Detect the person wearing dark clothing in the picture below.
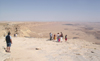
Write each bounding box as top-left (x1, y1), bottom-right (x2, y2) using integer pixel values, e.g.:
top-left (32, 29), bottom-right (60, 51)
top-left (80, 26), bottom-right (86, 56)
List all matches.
top-left (6, 32), bottom-right (12, 52)
top-left (49, 32), bottom-right (52, 40)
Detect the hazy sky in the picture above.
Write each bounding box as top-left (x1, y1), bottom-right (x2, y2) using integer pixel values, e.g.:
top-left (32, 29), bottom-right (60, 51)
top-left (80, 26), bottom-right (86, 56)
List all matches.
top-left (0, 0), bottom-right (100, 22)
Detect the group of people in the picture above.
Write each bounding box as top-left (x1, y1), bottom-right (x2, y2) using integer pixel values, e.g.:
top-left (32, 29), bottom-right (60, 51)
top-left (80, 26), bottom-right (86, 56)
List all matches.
top-left (14, 33), bottom-right (17, 37)
top-left (49, 32), bottom-right (67, 42)
top-left (5, 31), bottom-right (67, 53)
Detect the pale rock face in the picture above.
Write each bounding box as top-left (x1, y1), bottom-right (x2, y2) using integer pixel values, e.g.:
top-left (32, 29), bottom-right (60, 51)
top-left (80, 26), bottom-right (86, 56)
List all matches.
top-left (0, 37), bottom-right (100, 61)
top-left (0, 22), bottom-right (100, 43)
top-left (0, 22), bottom-right (100, 61)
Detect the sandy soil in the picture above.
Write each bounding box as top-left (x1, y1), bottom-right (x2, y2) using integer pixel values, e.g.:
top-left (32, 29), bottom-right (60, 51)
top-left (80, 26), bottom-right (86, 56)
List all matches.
top-left (0, 37), bottom-right (100, 61)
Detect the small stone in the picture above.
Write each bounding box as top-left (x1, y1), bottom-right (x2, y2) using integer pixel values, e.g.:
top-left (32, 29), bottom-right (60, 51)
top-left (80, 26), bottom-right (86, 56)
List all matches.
top-left (94, 48), bottom-right (96, 50)
top-left (35, 48), bottom-right (41, 50)
top-left (91, 51), bottom-right (94, 53)
top-left (76, 53), bottom-right (80, 55)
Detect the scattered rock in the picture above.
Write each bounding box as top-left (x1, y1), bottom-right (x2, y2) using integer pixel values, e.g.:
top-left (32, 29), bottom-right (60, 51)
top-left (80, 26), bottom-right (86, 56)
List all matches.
top-left (76, 53), bottom-right (80, 55)
top-left (35, 48), bottom-right (41, 50)
top-left (73, 37), bottom-right (79, 39)
top-left (92, 43), bottom-right (95, 44)
top-left (91, 51), bottom-right (94, 53)
top-left (94, 48), bottom-right (96, 50)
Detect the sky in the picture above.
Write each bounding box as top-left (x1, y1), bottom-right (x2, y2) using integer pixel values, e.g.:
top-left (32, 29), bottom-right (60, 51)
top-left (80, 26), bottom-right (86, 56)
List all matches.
top-left (0, 0), bottom-right (100, 22)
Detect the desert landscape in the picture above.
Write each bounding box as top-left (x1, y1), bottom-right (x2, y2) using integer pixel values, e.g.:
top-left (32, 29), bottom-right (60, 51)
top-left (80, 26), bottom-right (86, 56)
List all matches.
top-left (0, 21), bottom-right (100, 61)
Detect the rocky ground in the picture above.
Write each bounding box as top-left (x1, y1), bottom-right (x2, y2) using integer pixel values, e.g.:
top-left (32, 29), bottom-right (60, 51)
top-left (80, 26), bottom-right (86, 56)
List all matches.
top-left (0, 37), bottom-right (100, 61)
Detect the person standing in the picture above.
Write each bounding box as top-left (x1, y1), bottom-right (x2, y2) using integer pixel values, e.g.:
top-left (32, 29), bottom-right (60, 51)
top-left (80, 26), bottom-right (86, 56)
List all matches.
top-left (15, 33), bottom-right (17, 37)
top-left (57, 33), bottom-right (60, 42)
top-left (60, 32), bottom-right (63, 42)
top-left (49, 32), bottom-right (52, 40)
top-left (54, 34), bottom-right (56, 40)
top-left (6, 32), bottom-right (12, 52)
top-left (65, 35), bottom-right (67, 42)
